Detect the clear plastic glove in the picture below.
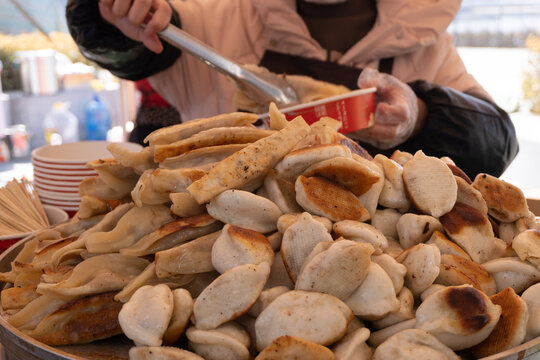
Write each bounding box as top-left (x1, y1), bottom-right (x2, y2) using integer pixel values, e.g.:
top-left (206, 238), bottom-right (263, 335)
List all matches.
top-left (350, 68), bottom-right (420, 149)
top-left (98, 0), bottom-right (172, 53)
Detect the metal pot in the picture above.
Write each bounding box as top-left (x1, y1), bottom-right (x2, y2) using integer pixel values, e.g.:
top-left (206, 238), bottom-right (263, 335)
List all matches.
top-left (15, 50), bottom-right (59, 95)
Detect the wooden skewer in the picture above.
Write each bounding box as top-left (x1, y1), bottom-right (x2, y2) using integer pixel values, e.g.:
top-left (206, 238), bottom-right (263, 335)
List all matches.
top-left (0, 178), bottom-right (51, 236)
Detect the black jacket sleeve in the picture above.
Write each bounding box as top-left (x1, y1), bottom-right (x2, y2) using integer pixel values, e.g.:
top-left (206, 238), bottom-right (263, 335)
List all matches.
top-left (398, 80), bottom-right (519, 178)
top-left (65, 0), bottom-right (182, 81)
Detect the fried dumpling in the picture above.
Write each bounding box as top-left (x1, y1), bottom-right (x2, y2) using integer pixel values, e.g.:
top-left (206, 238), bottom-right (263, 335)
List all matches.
top-left (302, 156), bottom-right (381, 197)
top-left (471, 287), bottom-right (529, 358)
top-left (276, 212), bottom-right (333, 234)
top-left (295, 239), bottom-right (373, 300)
top-left (160, 144), bottom-right (247, 170)
top-left (275, 144), bottom-right (352, 182)
top-left (280, 212), bottom-right (333, 282)
top-left (169, 192), bottom-right (206, 217)
top-left (154, 126), bottom-right (274, 162)
top-left (119, 284), bottom-right (174, 346)
top-left (263, 170), bottom-right (303, 214)
top-left (368, 319), bottom-right (417, 348)
top-left (353, 155), bottom-right (384, 218)
top-left (86, 158), bottom-right (139, 194)
top-left (120, 214), bottom-right (222, 257)
top-left (440, 202), bottom-right (505, 263)
top-left (79, 176), bottom-right (132, 200)
top-left (435, 254), bottom-right (496, 296)
top-left (455, 175), bottom-right (488, 215)
top-left (426, 230), bottom-right (471, 260)
top-left (396, 243), bottom-right (441, 298)
top-left (371, 208), bottom-right (402, 240)
top-left (396, 213), bottom-right (443, 250)
top-left (84, 205), bottom-right (172, 253)
top-left (1, 285), bottom-right (39, 310)
top-left (257, 335), bottom-right (335, 360)
top-left (193, 262), bottom-right (271, 330)
top-left (482, 257), bottom-right (540, 293)
top-left (207, 190), bottom-right (282, 233)
top-left (415, 285), bottom-right (501, 350)
top-left (472, 173), bottom-right (530, 222)
top-left (131, 168), bottom-right (206, 207)
top-left (371, 254), bottom-right (407, 294)
top-left (7, 294), bottom-right (68, 331)
top-left (49, 203), bottom-right (134, 269)
top-left (371, 287), bottom-right (415, 330)
top-left (402, 151), bottom-right (457, 218)
top-left (145, 112), bottom-right (258, 146)
top-left (211, 224), bottom-right (274, 274)
top-left (163, 288), bottom-right (194, 345)
top-left (512, 229), bottom-right (540, 270)
top-left (372, 329), bottom-right (460, 360)
top-left (115, 262), bottom-right (195, 303)
top-left (373, 154), bottom-right (410, 210)
top-left (344, 262), bottom-right (400, 321)
top-left (37, 254), bottom-right (149, 300)
top-left (248, 286), bottom-right (290, 318)
top-left (333, 220), bottom-right (388, 254)
top-left (255, 290), bottom-right (353, 350)
top-left (187, 117), bottom-right (310, 204)
top-left (28, 292), bottom-right (123, 345)
top-left (186, 322), bottom-right (251, 360)
top-left (332, 327), bottom-right (372, 360)
top-left (521, 283), bottom-right (540, 341)
top-left (295, 175), bottom-right (370, 222)
top-left (155, 231), bottom-right (221, 278)
top-left (107, 143), bottom-right (156, 174)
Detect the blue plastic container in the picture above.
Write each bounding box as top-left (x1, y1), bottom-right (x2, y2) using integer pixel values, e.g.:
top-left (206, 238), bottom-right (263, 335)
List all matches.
top-left (85, 94), bottom-right (111, 141)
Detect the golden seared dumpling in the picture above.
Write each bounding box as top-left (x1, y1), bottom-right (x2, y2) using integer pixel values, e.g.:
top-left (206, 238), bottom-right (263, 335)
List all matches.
top-left (118, 284), bottom-right (174, 346)
top-left (211, 224), bottom-right (274, 274)
top-left (256, 335), bottom-right (335, 360)
top-left (275, 144), bottom-right (352, 182)
top-left (415, 285), bottom-right (501, 350)
top-left (471, 287), bottom-right (529, 358)
top-left (373, 329), bottom-right (460, 360)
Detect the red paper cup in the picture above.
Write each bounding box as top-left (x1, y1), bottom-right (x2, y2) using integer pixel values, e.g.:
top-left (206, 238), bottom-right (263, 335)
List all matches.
top-left (262, 87), bottom-right (376, 134)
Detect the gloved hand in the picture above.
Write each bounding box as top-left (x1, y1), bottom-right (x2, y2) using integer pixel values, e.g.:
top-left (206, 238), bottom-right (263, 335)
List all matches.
top-left (98, 0), bottom-right (172, 53)
top-left (349, 68), bottom-right (420, 149)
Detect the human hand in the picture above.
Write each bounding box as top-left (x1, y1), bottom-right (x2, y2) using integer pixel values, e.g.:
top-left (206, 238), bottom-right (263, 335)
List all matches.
top-left (98, 0), bottom-right (172, 53)
top-left (350, 68), bottom-right (424, 149)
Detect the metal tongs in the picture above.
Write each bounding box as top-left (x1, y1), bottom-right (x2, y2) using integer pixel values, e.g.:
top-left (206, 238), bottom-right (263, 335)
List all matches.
top-left (157, 23), bottom-right (299, 108)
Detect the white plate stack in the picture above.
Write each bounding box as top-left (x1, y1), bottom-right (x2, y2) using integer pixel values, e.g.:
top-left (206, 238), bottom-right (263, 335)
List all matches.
top-left (31, 141), bottom-right (142, 215)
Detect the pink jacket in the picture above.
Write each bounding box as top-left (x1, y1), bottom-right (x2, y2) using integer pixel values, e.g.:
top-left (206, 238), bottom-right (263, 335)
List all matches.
top-left (149, 0), bottom-right (489, 121)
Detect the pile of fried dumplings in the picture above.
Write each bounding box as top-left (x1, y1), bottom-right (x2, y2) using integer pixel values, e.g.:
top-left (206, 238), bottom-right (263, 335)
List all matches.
top-left (1, 107), bottom-right (539, 360)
